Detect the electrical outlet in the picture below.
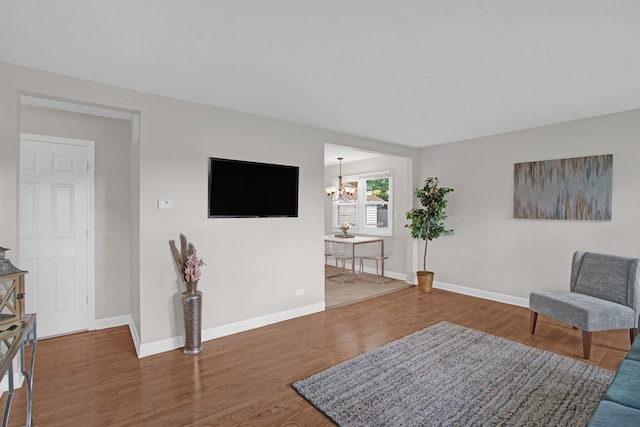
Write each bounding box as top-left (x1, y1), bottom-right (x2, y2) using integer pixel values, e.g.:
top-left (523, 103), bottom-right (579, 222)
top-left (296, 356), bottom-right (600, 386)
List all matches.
top-left (295, 288), bottom-right (304, 296)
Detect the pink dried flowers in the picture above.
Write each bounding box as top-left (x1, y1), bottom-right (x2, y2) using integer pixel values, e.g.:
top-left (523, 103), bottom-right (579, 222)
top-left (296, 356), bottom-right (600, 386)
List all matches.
top-left (184, 253), bottom-right (205, 282)
top-left (169, 233), bottom-right (206, 283)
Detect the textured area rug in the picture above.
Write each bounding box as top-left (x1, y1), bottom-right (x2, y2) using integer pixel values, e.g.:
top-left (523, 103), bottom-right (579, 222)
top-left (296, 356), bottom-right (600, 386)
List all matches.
top-left (293, 321), bottom-right (613, 426)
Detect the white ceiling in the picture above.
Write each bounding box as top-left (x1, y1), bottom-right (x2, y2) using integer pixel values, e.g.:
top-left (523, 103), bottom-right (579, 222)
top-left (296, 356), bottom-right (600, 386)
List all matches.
top-left (324, 144), bottom-right (381, 167)
top-left (1, 1), bottom-right (639, 149)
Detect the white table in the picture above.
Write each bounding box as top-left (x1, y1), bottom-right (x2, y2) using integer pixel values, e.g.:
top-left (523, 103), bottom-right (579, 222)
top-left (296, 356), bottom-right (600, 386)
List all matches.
top-left (324, 235), bottom-right (385, 280)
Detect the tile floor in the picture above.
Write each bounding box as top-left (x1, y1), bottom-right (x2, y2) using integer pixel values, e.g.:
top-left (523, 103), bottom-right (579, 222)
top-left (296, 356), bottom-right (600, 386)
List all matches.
top-left (324, 264), bottom-right (412, 308)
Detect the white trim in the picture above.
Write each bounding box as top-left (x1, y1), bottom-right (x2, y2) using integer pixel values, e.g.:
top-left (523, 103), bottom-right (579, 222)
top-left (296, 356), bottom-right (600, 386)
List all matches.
top-left (131, 114), bottom-right (140, 144)
top-left (128, 321), bottom-right (142, 358)
top-left (99, 280), bottom-right (530, 360)
top-left (21, 95), bottom-right (135, 121)
top-left (349, 170), bottom-right (392, 180)
top-left (433, 280), bottom-right (529, 308)
top-left (139, 334), bottom-right (188, 358)
top-left (19, 133), bottom-right (97, 333)
top-left (362, 268), bottom-right (407, 283)
top-left (332, 170), bottom-right (393, 236)
top-left (95, 314), bottom-right (141, 358)
top-left (94, 315), bottom-right (134, 330)
top-left (20, 132), bottom-right (94, 147)
top-left (339, 263), bottom-right (408, 283)
top-left (410, 239), bottom-right (419, 284)
top-left (0, 369), bottom-right (24, 393)
top-left (137, 302), bottom-right (325, 358)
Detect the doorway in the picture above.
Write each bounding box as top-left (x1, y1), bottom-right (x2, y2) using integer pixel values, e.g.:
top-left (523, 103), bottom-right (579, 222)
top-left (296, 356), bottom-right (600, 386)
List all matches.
top-left (18, 133), bottom-right (95, 338)
top-left (323, 144), bottom-right (413, 307)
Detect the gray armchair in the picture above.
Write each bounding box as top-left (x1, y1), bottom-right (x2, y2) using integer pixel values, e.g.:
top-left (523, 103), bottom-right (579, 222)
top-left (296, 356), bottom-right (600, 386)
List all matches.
top-left (529, 251), bottom-right (640, 359)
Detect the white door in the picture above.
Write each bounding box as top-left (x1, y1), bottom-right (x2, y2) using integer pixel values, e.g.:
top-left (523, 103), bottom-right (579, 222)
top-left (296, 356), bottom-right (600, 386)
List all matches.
top-left (18, 134), bottom-right (94, 338)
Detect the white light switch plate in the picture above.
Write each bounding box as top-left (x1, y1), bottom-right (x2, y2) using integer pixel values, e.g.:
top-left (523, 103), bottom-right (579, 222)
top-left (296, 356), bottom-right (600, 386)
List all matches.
top-left (158, 198), bottom-right (173, 209)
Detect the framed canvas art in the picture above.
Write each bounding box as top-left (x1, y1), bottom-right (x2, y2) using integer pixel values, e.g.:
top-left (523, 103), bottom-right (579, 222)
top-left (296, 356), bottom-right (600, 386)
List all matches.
top-left (513, 154), bottom-right (612, 220)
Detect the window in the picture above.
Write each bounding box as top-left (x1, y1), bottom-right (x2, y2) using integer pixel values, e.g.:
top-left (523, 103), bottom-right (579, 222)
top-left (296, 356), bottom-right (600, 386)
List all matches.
top-left (331, 171), bottom-right (392, 236)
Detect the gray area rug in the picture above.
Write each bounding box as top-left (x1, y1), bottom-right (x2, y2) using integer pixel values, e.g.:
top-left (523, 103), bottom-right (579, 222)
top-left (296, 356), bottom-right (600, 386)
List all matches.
top-left (293, 321), bottom-right (614, 426)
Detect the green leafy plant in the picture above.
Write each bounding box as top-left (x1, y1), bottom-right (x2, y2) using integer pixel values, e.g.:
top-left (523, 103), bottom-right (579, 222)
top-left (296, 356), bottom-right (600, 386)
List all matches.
top-left (405, 177), bottom-right (454, 272)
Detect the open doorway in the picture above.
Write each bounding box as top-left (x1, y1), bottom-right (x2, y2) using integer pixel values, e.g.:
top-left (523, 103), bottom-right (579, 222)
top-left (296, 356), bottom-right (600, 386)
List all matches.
top-left (323, 144), bottom-right (414, 308)
top-left (18, 95), bottom-right (137, 337)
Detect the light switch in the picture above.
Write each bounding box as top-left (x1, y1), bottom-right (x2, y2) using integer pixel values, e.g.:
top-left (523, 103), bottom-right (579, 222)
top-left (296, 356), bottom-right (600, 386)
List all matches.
top-left (158, 198), bottom-right (173, 209)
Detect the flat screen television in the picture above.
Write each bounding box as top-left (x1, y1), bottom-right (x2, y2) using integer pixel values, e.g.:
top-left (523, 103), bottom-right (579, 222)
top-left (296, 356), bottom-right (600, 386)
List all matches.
top-left (208, 157), bottom-right (299, 218)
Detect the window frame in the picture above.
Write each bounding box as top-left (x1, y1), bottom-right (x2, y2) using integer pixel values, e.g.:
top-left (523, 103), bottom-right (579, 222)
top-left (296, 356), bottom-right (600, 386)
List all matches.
top-left (331, 170), bottom-right (393, 237)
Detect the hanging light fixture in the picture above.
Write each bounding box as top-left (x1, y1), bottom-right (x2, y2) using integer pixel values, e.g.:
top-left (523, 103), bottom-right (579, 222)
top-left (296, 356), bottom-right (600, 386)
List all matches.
top-left (325, 157), bottom-right (356, 201)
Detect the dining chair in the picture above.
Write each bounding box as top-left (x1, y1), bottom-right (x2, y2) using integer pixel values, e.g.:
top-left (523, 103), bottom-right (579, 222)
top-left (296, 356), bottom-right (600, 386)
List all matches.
top-left (325, 241), bottom-right (353, 283)
top-left (356, 245), bottom-right (389, 284)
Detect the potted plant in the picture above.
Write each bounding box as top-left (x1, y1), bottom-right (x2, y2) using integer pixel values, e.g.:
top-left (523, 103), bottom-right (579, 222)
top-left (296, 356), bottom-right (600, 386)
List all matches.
top-left (405, 177), bottom-right (454, 292)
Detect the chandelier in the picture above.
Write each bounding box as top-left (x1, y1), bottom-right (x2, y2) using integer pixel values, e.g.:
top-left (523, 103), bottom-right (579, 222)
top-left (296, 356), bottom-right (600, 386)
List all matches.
top-left (325, 157), bottom-right (356, 202)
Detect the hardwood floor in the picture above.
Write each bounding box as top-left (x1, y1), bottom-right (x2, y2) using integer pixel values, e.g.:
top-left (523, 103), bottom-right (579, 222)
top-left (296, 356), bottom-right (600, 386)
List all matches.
top-left (1, 288), bottom-right (629, 426)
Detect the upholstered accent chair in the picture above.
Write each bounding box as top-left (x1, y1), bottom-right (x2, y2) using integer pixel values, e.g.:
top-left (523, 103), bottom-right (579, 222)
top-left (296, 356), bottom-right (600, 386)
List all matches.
top-left (529, 251), bottom-right (640, 359)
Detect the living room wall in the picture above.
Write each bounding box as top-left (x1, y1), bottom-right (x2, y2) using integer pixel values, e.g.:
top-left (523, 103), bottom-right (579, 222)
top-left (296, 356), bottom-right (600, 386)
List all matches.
top-left (418, 109), bottom-right (640, 304)
top-left (0, 61), bottom-right (418, 356)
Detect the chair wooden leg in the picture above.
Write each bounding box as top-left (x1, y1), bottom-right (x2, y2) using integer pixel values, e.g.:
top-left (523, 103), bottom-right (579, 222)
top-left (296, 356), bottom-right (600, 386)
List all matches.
top-left (529, 311), bottom-right (538, 335)
top-left (582, 330), bottom-right (592, 359)
top-left (630, 328), bottom-right (638, 345)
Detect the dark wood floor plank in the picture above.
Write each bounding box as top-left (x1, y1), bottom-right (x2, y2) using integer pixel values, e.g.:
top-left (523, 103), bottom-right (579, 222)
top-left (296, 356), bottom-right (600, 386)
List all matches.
top-left (0, 287), bottom-right (628, 426)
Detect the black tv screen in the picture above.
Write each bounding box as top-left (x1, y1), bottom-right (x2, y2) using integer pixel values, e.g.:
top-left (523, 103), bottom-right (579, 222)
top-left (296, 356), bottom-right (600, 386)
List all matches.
top-left (208, 157), bottom-right (299, 218)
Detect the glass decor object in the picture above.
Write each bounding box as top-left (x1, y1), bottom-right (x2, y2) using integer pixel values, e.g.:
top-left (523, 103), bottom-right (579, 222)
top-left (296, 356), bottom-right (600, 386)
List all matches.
top-left (0, 247), bottom-right (27, 327)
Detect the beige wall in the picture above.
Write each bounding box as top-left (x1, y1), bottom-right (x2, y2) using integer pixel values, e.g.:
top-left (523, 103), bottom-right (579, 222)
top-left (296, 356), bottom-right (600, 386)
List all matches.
top-left (417, 109), bottom-right (640, 300)
top-left (5, 61), bottom-right (638, 353)
top-left (6, 61), bottom-right (637, 352)
top-left (0, 61), bottom-right (419, 354)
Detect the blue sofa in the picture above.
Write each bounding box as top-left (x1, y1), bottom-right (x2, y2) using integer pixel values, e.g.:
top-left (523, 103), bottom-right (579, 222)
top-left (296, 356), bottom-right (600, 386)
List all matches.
top-left (589, 336), bottom-right (640, 426)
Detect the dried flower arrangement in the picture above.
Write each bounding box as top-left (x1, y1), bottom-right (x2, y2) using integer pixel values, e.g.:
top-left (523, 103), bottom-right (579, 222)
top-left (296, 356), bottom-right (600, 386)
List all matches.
top-left (169, 233), bottom-right (205, 283)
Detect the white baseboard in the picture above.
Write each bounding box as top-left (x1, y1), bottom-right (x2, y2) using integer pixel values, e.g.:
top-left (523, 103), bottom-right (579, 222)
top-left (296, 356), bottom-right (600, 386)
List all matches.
top-left (0, 370), bottom-right (23, 395)
top-left (360, 267), bottom-right (407, 282)
top-left (95, 314), bottom-right (141, 358)
top-left (331, 263), bottom-right (408, 283)
top-left (95, 315), bottom-right (133, 330)
top-left (433, 280), bottom-right (529, 308)
top-left (102, 279), bottom-right (528, 359)
top-left (128, 321), bottom-right (142, 358)
top-left (137, 302), bottom-right (325, 358)
top-left (138, 334), bottom-right (183, 358)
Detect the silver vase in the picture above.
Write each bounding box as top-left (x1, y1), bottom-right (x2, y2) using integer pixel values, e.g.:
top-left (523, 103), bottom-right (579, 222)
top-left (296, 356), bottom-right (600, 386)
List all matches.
top-left (181, 282), bottom-right (202, 354)
top-left (185, 280), bottom-right (198, 294)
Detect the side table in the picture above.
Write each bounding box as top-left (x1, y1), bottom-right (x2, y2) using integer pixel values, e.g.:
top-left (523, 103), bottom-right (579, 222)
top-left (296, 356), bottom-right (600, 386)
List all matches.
top-left (0, 314), bottom-right (37, 427)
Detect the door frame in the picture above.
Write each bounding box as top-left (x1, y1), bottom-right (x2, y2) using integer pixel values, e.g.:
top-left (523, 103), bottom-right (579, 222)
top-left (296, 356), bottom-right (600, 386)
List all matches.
top-left (19, 132), bottom-right (96, 333)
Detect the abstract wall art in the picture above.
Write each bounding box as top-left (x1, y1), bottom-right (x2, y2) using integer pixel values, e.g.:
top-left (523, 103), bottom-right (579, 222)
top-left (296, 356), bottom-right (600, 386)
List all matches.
top-left (513, 154), bottom-right (612, 220)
